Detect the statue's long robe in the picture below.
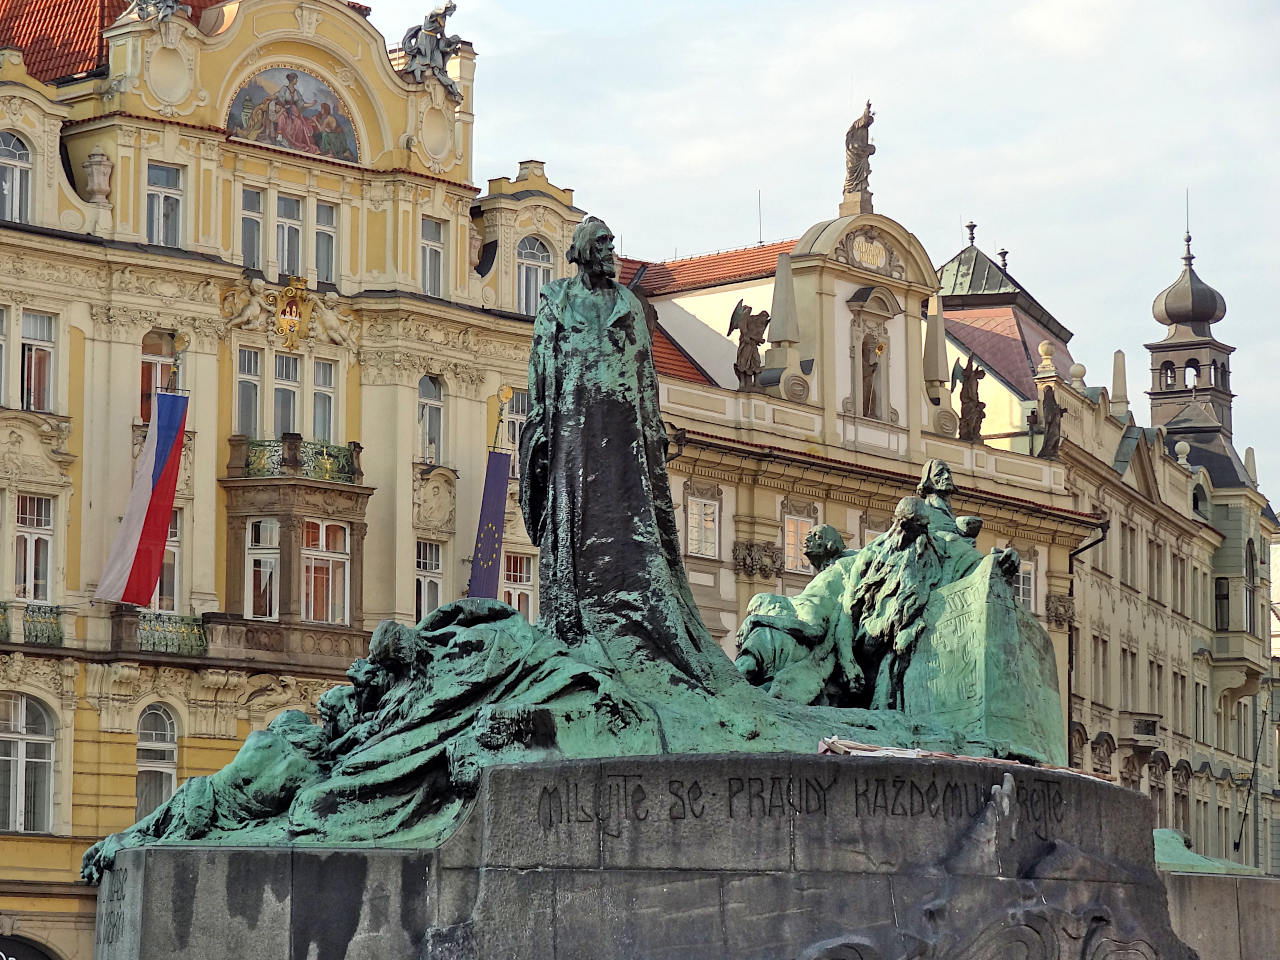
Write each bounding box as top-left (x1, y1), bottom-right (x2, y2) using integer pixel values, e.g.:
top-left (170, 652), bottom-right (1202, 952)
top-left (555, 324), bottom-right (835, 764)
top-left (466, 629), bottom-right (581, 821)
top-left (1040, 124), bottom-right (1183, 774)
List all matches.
top-left (519, 277), bottom-right (730, 687)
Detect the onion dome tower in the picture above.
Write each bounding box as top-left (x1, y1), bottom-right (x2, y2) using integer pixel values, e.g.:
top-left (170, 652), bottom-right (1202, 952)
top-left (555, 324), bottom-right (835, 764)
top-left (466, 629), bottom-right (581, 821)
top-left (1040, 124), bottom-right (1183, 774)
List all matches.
top-left (1145, 232), bottom-right (1234, 435)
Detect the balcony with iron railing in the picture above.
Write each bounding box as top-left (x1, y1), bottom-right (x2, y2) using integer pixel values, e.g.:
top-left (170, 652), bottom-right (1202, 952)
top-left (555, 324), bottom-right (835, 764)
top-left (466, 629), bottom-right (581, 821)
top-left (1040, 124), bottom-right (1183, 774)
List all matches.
top-left (0, 600), bottom-right (66, 647)
top-left (226, 433), bottom-right (363, 484)
top-left (111, 607), bottom-right (208, 656)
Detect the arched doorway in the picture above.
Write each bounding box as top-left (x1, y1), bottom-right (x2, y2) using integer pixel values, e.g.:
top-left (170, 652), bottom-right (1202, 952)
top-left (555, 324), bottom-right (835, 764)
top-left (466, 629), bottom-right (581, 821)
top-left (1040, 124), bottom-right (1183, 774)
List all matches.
top-left (0, 936), bottom-right (60, 960)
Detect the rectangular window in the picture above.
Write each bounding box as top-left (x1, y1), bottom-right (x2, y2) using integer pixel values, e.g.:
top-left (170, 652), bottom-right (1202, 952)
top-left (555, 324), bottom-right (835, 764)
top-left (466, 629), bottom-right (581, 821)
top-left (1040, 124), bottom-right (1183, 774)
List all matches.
top-left (274, 354), bottom-right (300, 438)
top-left (302, 519), bottom-right (349, 624)
top-left (237, 348), bottom-right (261, 439)
top-left (313, 360), bottom-right (335, 444)
top-left (0, 693), bottom-right (52, 833)
top-left (418, 375), bottom-right (445, 464)
top-left (241, 188), bottom-right (263, 270)
top-left (1092, 635), bottom-right (1108, 705)
top-left (1214, 577), bottom-right (1230, 631)
top-left (276, 194), bottom-right (302, 276)
top-left (506, 389), bottom-right (530, 478)
top-left (151, 510), bottom-right (180, 612)
top-left (146, 163), bottom-right (182, 247)
top-left (0, 307), bottom-right (6, 404)
top-left (20, 310), bottom-right (53, 413)
top-left (1015, 562), bottom-right (1035, 611)
top-left (415, 540), bottom-right (442, 624)
top-left (421, 218), bottom-right (444, 297)
top-left (502, 553), bottom-right (534, 620)
top-left (687, 498), bottom-right (718, 559)
top-left (315, 202), bottom-right (337, 284)
top-left (15, 494), bottom-right (52, 602)
top-left (245, 518), bottom-right (279, 620)
top-left (0, 152), bottom-right (30, 224)
top-left (1194, 682), bottom-right (1208, 742)
top-left (783, 515), bottom-right (814, 574)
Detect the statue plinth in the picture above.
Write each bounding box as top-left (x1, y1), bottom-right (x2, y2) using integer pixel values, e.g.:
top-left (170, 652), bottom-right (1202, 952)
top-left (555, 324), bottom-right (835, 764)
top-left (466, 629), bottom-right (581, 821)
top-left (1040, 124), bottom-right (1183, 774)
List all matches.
top-left (839, 189), bottom-right (874, 217)
top-left (93, 754), bottom-right (1195, 959)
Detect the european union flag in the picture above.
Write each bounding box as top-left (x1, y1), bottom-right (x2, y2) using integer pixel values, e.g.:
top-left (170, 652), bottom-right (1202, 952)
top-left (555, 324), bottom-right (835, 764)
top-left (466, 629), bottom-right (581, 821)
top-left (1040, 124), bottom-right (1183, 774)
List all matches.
top-left (468, 449), bottom-right (512, 598)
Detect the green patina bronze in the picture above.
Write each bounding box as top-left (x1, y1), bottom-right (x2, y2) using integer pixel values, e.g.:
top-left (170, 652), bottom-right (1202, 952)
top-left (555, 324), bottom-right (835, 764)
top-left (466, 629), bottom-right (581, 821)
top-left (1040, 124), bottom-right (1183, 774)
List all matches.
top-left (81, 217), bottom-right (1066, 885)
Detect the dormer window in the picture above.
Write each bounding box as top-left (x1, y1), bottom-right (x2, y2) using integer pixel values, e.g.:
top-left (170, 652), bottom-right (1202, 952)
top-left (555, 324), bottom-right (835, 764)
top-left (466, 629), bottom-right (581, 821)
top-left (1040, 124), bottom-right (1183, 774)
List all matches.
top-left (517, 236), bottom-right (552, 315)
top-left (0, 132), bottom-right (31, 224)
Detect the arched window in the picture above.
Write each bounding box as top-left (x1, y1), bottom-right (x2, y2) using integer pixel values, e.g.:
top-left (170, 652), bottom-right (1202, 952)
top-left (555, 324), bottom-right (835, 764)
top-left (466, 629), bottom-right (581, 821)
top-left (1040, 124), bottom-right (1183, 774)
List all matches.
top-left (140, 330), bottom-right (177, 423)
top-left (1192, 484), bottom-right (1208, 518)
top-left (0, 132), bottom-right (31, 224)
top-left (417, 374), bottom-right (444, 464)
top-left (1183, 359), bottom-right (1200, 389)
top-left (1208, 361), bottom-right (1218, 387)
top-left (1160, 361), bottom-right (1176, 389)
top-left (516, 236), bottom-right (552, 315)
top-left (136, 703), bottom-right (177, 820)
top-left (0, 692), bottom-right (54, 832)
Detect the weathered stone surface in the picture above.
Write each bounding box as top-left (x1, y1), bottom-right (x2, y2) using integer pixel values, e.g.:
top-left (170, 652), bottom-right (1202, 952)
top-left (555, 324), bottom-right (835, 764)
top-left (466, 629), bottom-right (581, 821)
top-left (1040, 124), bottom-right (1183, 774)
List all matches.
top-left (96, 755), bottom-right (1196, 960)
top-left (1160, 872), bottom-right (1280, 960)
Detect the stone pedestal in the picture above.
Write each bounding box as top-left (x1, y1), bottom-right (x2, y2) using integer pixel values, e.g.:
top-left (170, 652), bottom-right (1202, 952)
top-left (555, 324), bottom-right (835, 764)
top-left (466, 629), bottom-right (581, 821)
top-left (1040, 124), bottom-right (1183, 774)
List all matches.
top-left (94, 754), bottom-right (1194, 959)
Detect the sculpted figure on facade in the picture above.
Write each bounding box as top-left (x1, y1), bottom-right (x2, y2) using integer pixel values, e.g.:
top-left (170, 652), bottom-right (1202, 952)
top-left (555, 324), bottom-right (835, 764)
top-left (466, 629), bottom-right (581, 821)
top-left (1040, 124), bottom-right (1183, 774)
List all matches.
top-left (1037, 385), bottom-right (1063, 459)
top-left (223, 276), bottom-right (271, 331)
top-left (957, 355), bottom-right (987, 442)
top-left (844, 100), bottom-right (875, 194)
top-left (727, 299), bottom-right (770, 391)
top-left (309, 291), bottom-right (360, 351)
top-left (402, 3), bottom-right (464, 101)
top-left (135, 0), bottom-right (192, 23)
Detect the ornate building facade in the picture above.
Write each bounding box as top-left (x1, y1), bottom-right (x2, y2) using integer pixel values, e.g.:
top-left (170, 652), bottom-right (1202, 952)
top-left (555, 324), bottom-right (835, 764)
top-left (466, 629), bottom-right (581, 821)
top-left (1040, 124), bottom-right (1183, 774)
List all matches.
top-left (939, 231), bottom-right (1278, 870)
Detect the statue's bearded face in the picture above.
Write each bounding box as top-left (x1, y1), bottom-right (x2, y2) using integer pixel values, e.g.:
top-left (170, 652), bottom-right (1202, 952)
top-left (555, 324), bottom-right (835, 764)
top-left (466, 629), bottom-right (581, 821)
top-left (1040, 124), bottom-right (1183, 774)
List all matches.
top-left (929, 462), bottom-right (955, 495)
top-left (582, 230), bottom-right (615, 281)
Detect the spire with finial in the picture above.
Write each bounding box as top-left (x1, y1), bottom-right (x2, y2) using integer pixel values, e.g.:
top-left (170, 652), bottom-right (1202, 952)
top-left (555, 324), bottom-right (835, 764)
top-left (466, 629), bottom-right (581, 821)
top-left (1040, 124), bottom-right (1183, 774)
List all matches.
top-left (997, 248), bottom-right (1008, 270)
top-left (965, 221), bottom-right (976, 246)
top-left (1151, 230), bottom-right (1225, 329)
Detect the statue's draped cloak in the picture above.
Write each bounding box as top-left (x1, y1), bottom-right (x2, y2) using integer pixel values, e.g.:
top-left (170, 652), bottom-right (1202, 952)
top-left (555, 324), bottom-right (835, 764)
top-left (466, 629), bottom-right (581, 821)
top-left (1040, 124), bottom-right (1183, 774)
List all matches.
top-left (519, 278), bottom-right (731, 688)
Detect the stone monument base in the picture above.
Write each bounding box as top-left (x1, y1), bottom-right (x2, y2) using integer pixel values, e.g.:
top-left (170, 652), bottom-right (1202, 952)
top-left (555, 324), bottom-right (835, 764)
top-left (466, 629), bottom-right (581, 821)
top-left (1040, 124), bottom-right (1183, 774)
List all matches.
top-left (94, 754), bottom-right (1195, 959)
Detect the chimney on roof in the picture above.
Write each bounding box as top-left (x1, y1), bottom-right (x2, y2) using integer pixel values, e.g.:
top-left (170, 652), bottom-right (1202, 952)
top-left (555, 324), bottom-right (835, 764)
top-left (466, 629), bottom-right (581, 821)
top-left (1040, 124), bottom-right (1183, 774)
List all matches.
top-left (1111, 349), bottom-right (1130, 418)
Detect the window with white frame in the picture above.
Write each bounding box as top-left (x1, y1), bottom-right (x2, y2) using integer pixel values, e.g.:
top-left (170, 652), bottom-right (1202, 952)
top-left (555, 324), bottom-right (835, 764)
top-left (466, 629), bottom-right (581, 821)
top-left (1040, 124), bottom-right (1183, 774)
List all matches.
top-left (302, 520), bottom-right (348, 624)
top-left (0, 132), bottom-right (31, 224)
top-left (146, 163), bottom-right (182, 247)
top-left (241, 188), bottom-right (264, 271)
top-left (150, 510), bottom-right (180, 613)
top-left (687, 498), bottom-right (718, 559)
top-left (502, 553), bottom-right (534, 619)
top-left (315, 202), bottom-right (337, 284)
top-left (516, 236), bottom-right (552, 315)
top-left (421, 218), bottom-right (444, 297)
top-left (21, 310), bottom-right (53, 413)
top-left (245, 518), bottom-right (279, 620)
top-left (783, 514), bottom-right (814, 574)
top-left (0, 692), bottom-right (54, 833)
top-left (506, 388), bottom-right (530, 478)
top-left (15, 494), bottom-right (52, 602)
top-left (276, 194), bottom-right (303, 277)
top-left (140, 330), bottom-right (177, 423)
top-left (416, 540), bottom-right (442, 623)
top-left (1016, 561), bottom-right (1035, 611)
top-left (237, 348), bottom-right (261, 439)
top-left (0, 307), bottom-right (7, 404)
top-left (313, 360), bottom-right (335, 444)
top-left (273, 354), bottom-right (300, 437)
top-left (135, 703), bottom-right (177, 820)
top-left (418, 374), bottom-right (444, 464)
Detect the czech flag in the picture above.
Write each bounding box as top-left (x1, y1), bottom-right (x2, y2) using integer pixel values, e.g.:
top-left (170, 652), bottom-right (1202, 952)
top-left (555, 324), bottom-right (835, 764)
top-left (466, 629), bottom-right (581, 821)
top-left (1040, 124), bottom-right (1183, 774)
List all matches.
top-left (95, 392), bottom-right (189, 605)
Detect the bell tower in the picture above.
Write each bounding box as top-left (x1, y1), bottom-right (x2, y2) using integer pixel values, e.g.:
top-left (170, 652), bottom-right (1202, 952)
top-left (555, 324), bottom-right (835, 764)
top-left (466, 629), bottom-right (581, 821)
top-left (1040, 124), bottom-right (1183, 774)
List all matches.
top-left (1145, 233), bottom-right (1234, 434)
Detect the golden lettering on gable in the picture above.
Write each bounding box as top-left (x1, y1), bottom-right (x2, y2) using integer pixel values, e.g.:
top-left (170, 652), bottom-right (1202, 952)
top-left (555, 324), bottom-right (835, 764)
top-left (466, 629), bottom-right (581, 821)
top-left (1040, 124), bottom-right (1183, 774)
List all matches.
top-left (851, 237), bottom-right (887, 269)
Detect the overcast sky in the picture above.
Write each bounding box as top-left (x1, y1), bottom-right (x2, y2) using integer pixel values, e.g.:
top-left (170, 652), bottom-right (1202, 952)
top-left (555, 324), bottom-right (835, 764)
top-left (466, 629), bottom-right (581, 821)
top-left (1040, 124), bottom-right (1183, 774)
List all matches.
top-left (371, 0), bottom-right (1280, 501)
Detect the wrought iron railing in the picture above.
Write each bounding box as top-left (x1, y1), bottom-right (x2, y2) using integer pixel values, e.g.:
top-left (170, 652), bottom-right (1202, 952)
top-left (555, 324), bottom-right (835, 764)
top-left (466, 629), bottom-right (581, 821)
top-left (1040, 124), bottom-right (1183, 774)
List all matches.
top-left (23, 603), bottom-right (64, 646)
top-left (0, 603), bottom-right (10, 644)
top-left (137, 611), bottom-right (208, 656)
top-left (299, 440), bottom-right (356, 482)
top-left (245, 438), bottom-right (356, 483)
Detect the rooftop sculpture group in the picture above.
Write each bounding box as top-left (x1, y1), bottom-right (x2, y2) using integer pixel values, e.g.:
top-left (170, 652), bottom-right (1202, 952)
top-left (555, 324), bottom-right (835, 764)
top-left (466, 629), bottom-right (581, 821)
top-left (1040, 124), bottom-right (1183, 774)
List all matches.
top-left (83, 216), bottom-right (1066, 883)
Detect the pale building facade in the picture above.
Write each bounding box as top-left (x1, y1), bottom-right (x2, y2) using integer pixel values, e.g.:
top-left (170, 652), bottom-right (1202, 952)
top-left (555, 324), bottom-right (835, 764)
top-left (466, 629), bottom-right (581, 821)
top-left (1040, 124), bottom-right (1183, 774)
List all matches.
top-left (939, 233), bottom-right (1279, 870)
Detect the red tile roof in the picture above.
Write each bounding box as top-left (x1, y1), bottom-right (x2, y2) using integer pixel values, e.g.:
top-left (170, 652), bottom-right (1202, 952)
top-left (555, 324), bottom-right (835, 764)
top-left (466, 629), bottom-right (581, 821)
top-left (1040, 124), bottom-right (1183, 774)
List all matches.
top-left (944, 305), bottom-right (1074, 401)
top-left (620, 239), bottom-right (796, 298)
top-left (1, 0), bottom-right (369, 84)
top-left (653, 325), bottom-right (712, 385)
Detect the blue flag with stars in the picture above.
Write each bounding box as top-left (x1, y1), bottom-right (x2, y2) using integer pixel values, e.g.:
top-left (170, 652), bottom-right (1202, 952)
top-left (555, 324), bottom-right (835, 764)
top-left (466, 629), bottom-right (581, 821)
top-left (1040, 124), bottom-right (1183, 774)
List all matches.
top-left (468, 449), bottom-right (512, 599)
